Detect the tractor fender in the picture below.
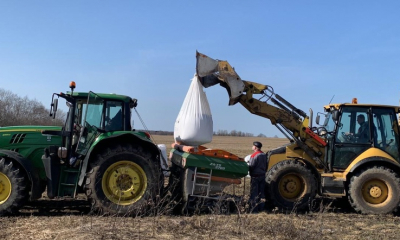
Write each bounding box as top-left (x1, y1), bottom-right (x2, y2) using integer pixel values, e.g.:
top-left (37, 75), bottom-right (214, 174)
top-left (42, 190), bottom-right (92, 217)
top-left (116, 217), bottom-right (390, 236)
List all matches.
top-left (347, 156), bottom-right (400, 176)
top-left (78, 133), bottom-right (160, 186)
top-left (0, 149), bottom-right (42, 200)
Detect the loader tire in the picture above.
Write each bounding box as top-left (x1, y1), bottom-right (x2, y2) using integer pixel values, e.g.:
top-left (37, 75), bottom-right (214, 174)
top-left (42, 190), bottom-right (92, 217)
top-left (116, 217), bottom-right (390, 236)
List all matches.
top-left (266, 160), bottom-right (317, 211)
top-left (85, 144), bottom-right (161, 216)
top-left (348, 166), bottom-right (400, 214)
top-left (0, 158), bottom-right (29, 215)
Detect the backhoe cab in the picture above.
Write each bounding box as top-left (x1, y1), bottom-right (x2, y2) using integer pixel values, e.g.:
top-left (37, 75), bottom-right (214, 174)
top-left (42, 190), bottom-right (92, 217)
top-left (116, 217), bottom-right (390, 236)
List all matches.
top-left (196, 52), bottom-right (400, 214)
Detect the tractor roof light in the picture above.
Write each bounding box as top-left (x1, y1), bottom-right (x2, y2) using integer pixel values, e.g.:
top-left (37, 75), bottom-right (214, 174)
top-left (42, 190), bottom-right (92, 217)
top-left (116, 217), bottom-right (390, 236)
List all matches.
top-left (69, 81), bottom-right (76, 90)
top-left (352, 98), bottom-right (358, 104)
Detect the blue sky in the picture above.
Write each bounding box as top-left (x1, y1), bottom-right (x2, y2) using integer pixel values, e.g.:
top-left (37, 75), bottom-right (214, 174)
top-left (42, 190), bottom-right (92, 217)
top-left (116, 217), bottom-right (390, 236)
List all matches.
top-left (1, 1), bottom-right (400, 138)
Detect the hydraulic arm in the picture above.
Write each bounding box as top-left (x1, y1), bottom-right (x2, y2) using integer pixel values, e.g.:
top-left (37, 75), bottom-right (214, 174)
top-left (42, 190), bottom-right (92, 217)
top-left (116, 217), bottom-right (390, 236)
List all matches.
top-left (195, 52), bottom-right (327, 168)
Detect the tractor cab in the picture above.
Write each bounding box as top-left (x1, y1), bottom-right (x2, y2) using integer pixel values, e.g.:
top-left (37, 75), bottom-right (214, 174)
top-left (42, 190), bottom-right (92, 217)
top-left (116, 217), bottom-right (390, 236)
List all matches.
top-left (42, 82), bottom-right (142, 199)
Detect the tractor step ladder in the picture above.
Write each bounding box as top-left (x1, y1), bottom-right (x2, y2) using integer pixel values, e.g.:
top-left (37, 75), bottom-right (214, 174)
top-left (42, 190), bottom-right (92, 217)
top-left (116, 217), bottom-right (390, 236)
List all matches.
top-left (58, 165), bottom-right (81, 198)
top-left (191, 167), bottom-right (214, 198)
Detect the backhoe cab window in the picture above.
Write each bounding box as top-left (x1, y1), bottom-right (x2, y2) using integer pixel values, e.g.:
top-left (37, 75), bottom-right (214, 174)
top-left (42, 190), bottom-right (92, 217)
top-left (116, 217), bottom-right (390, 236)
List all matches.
top-left (324, 113), bottom-right (335, 133)
top-left (372, 108), bottom-right (400, 160)
top-left (336, 107), bottom-right (370, 144)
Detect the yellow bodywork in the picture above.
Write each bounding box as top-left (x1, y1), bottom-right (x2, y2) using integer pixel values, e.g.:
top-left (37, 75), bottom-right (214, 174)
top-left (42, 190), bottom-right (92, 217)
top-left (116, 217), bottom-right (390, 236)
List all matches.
top-left (0, 172), bottom-right (12, 205)
top-left (343, 148), bottom-right (398, 176)
top-left (268, 143), bottom-right (323, 171)
top-left (101, 161), bottom-right (147, 206)
top-left (269, 145), bottom-right (399, 181)
top-left (324, 103), bottom-right (400, 112)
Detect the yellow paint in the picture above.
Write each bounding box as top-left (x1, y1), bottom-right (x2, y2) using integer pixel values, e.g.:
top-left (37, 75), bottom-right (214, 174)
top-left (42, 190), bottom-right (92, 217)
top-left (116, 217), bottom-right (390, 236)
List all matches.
top-left (278, 173), bottom-right (305, 200)
top-left (321, 172), bottom-right (345, 181)
top-left (299, 117), bottom-right (309, 139)
top-left (0, 172), bottom-right (12, 205)
top-left (268, 153), bottom-right (286, 170)
top-left (268, 144), bottom-right (322, 172)
top-left (101, 161), bottom-right (147, 205)
top-left (324, 104), bottom-right (399, 112)
top-left (344, 148), bottom-right (398, 176)
top-left (361, 179), bottom-right (389, 204)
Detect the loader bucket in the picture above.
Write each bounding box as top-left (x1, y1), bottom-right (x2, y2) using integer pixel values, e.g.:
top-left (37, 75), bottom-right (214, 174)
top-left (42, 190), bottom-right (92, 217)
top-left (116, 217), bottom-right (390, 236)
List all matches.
top-left (196, 51), bottom-right (245, 105)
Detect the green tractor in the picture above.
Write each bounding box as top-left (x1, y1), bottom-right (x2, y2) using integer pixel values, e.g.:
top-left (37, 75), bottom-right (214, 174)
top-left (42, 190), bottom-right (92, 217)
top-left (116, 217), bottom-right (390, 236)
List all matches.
top-left (0, 82), bottom-right (164, 215)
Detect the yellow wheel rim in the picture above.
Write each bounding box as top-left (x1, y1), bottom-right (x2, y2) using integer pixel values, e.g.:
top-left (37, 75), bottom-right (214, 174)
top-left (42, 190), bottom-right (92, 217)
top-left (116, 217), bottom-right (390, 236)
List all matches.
top-left (0, 172), bottom-right (12, 205)
top-left (101, 161), bottom-right (147, 206)
top-left (361, 179), bottom-right (389, 205)
top-left (278, 173), bottom-right (305, 200)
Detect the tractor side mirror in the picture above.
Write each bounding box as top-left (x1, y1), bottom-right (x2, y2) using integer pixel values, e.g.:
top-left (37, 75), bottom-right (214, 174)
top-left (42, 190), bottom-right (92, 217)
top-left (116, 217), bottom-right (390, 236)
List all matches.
top-left (130, 99), bottom-right (138, 108)
top-left (51, 98), bottom-right (58, 119)
top-left (316, 115), bottom-right (320, 125)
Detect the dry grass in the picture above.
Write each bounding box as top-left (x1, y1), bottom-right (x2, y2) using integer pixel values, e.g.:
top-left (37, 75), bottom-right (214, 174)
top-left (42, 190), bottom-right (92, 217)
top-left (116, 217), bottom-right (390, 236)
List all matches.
top-left (2, 212), bottom-right (400, 240)
top-left (2, 135), bottom-right (400, 240)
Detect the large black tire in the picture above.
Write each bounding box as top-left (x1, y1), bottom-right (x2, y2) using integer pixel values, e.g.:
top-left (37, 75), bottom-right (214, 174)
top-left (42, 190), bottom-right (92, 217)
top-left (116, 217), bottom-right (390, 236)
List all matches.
top-left (348, 166), bottom-right (400, 214)
top-left (0, 158), bottom-right (29, 215)
top-left (85, 144), bottom-right (161, 216)
top-left (167, 163), bottom-right (189, 215)
top-left (266, 160), bottom-right (317, 211)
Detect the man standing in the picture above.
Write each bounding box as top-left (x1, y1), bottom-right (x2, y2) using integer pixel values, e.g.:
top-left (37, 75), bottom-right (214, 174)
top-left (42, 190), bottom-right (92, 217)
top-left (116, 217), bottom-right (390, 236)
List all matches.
top-left (248, 141), bottom-right (267, 213)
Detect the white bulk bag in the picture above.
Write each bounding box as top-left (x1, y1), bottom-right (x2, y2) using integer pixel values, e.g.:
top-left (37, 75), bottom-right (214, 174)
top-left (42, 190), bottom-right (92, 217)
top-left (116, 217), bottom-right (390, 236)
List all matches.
top-left (174, 75), bottom-right (213, 146)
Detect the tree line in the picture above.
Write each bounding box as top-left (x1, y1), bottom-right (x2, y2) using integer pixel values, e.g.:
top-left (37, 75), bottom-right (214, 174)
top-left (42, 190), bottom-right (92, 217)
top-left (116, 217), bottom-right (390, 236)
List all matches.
top-left (0, 87), bottom-right (275, 138)
top-left (0, 88), bottom-right (65, 127)
top-left (146, 129), bottom-right (270, 137)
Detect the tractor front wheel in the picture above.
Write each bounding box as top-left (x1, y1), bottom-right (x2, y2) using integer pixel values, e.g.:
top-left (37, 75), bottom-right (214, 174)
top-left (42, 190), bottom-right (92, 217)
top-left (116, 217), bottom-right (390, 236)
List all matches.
top-left (348, 166), bottom-right (400, 214)
top-left (85, 144), bottom-right (161, 215)
top-left (0, 158), bottom-right (29, 215)
top-left (266, 160), bottom-right (317, 211)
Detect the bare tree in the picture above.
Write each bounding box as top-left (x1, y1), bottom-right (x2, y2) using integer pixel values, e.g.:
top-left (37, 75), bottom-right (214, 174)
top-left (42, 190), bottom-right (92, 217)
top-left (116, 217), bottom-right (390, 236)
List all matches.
top-left (0, 88), bottom-right (65, 127)
top-left (214, 129), bottom-right (254, 137)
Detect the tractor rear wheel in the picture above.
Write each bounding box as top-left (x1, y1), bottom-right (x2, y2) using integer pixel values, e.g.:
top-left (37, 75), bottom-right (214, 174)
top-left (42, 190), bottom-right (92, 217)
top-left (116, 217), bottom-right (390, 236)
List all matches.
top-left (266, 160), bottom-right (317, 211)
top-left (85, 144), bottom-right (161, 215)
top-left (0, 158), bottom-right (29, 215)
top-left (348, 166), bottom-right (400, 214)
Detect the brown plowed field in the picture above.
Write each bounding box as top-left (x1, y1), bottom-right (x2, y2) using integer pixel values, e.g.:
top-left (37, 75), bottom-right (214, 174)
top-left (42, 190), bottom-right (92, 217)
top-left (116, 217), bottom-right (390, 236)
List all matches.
top-left (1, 135), bottom-right (400, 240)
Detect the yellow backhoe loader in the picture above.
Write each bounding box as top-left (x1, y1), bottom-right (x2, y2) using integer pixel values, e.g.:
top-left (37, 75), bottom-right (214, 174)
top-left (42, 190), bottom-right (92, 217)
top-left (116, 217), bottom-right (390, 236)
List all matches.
top-left (196, 52), bottom-right (400, 214)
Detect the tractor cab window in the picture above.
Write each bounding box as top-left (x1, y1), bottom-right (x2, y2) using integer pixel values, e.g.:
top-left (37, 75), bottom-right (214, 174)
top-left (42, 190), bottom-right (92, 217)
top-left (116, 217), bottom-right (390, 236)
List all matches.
top-left (76, 92), bottom-right (104, 156)
top-left (105, 101), bottom-right (123, 131)
top-left (372, 108), bottom-right (400, 161)
top-left (81, 99), bottom-right (103, 129)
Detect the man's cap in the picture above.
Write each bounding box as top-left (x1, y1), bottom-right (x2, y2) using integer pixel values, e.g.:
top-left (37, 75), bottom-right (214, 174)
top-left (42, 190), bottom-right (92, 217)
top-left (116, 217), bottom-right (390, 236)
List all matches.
top-left (253, 141), bottom-right (262, 149)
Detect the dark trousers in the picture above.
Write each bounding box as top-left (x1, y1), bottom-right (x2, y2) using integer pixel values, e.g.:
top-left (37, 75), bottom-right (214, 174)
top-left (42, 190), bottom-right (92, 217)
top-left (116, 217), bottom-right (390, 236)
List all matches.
top-left (250, 176), bottom-right (266, 212)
